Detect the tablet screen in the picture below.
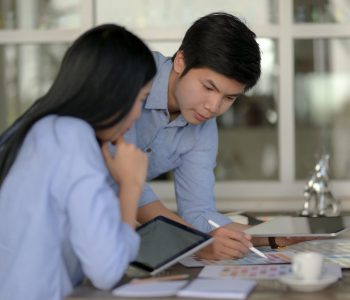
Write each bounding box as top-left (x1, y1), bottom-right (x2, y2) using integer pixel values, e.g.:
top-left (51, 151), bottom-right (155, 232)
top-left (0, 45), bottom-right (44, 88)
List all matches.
top-left (245, 216), bottom-right (350, 237)
top-left (132, 216), bottom-right (212, 272)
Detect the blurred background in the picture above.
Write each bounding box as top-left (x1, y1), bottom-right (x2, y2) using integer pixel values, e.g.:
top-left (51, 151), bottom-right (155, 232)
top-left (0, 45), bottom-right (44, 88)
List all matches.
top-left (1, 0), bottom-right (350, 211)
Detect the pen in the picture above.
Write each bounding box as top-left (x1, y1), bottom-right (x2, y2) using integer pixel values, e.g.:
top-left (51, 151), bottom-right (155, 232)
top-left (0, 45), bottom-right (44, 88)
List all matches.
top-left (207, 219), bottom-right (268, 260)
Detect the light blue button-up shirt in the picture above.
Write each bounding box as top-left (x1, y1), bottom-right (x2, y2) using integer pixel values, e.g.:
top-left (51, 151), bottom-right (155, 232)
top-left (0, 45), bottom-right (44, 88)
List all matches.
top-left (125, 52), bottom-right (232, 233)
top-left (0, 116), bottom-right (140, 300)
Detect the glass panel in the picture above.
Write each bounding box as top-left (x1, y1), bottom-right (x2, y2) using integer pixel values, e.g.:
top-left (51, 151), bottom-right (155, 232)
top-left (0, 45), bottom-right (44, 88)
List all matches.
top-left (294, 0), bottom-right (350, 23)
top-left (96, 0), bottom-right (279, 28)
top-left (147, 41), bottom-right (180, 57)
top-left (295, 38), bottom-right (350, 179)
top-left (0, 44), bottom-right (68, 134)
top-left (216, 39), bottom-right (279, 180)
top-left (0, 0), bottom-right (81, 29)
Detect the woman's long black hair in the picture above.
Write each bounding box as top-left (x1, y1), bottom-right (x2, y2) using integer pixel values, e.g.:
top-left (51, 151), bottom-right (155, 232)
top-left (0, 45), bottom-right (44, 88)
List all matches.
top-left (0, 24), bottom-right (156, 186)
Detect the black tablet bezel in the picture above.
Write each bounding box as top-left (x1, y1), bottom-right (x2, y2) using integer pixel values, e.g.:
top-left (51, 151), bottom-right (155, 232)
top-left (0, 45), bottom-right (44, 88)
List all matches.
top-left (131, 216), bottom-right (212, 272)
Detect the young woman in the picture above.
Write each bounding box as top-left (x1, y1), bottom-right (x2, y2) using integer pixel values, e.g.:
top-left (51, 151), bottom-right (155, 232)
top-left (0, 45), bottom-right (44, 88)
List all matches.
top-left (0, 24), bottom-right (156, 300)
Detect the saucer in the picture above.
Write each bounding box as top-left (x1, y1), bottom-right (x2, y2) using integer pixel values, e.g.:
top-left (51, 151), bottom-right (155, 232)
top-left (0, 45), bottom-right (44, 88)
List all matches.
top-left (279, 274), bottom-right (338, 292)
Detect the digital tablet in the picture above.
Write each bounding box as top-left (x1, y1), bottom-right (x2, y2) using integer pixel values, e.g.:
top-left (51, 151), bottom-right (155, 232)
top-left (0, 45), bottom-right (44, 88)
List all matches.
top-left (127, 216), bottom-right (213, 277)
top-left (244, 216), bottom-right (350, 237)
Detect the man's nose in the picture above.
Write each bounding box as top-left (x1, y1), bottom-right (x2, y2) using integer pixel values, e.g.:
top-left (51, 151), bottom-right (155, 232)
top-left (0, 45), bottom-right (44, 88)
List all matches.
top-left (204, 96), bottom-right (221, 114)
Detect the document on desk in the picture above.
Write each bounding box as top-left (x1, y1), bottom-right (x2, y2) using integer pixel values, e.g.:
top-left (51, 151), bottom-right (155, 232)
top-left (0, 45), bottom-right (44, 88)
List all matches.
top-left (112, 280), bottom-right (188, 297)
top-left (177, 278), bottom-right (256, 299)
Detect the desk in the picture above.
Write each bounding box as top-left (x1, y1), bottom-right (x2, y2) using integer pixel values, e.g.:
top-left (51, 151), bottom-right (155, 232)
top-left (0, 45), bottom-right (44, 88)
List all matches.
top-left (66, 263), bottom-right (350, 300)
top-left (67, 229), bottom-right (350, 300)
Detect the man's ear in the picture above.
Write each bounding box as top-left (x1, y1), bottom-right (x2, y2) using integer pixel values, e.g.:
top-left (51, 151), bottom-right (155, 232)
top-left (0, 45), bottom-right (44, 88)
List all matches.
top-left (173, 51), bottom-right (186, 75)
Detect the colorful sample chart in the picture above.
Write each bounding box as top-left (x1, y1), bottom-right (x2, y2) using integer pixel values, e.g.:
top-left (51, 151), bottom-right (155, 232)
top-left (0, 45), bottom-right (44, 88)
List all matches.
top-left (326, 254), bottom-right (350, 268)
top-left (193, 251), bottom-right (293, 266)
top-left (281, 239), bottom-right (350, 268)
top-left (198, 262), bottom-right (342, 280)
top-left (199, 265), bottom-right (291, 279)
top-left (181, 239), bottom-right (350, 268)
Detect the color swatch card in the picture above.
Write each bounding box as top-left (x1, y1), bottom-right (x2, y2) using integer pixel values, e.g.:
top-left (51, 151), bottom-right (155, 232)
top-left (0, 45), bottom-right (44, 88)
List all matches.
top-left (325, 254), bottom-right (350, 268)
top-left (219, 252), bottom-right (292, 265)
top-left (180, 251), bottom-right (293, 267)
top-left (199, 265), bottom-right (291, 279)
top-left (280, 238), bottom-right (350, 268)
top-left (283, 238), bottom-right (350, 254)
top-left (198, 262), bottom-right (342, 280)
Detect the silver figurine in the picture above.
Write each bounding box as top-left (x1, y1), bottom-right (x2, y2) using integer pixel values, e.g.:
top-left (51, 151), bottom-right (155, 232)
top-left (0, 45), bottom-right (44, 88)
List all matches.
top-left (301, 154), bottom-right (341, 217)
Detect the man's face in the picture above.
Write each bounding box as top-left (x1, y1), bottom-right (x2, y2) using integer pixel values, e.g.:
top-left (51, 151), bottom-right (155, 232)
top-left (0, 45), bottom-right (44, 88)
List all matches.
top-left (171, 52), bottom-right (246, 125)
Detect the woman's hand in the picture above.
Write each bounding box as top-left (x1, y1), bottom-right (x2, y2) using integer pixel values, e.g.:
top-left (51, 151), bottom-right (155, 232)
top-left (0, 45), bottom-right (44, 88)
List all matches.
top-left (196, 227), bottom-right (252, 260)
top-left (101, 137), bottom-right (148, 188)
top-left (101, 138), bottom-right (148, 228)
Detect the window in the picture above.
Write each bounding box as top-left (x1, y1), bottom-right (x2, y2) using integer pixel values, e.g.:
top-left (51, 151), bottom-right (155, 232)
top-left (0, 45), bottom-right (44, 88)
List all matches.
top-left (0, 0), bottom-right (81, 30)
top-left (1, 0), bottom-right (350, 211)
top-left (0, 44), bottom-right (68, 129)
top-left (0, 0), bottom-right (94, 131)
top-left (96, 0), bottom-right (350, 211)
top-left (295, 38), bottom-right (350, 180)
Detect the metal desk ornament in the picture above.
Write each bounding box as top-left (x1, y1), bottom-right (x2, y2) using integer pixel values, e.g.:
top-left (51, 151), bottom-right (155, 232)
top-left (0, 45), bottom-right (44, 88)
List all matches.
top-left (300, 154), bottom-right (341, 217)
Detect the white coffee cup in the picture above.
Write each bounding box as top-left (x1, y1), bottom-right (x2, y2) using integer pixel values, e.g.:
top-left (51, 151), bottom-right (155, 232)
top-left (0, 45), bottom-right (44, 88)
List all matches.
top-left (292, 252), bottom-right (324, 282)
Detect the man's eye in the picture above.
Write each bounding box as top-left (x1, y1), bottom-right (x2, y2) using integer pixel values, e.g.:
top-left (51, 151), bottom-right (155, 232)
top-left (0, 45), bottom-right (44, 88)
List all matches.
top-left (204, 85), bottom-right (213, 91)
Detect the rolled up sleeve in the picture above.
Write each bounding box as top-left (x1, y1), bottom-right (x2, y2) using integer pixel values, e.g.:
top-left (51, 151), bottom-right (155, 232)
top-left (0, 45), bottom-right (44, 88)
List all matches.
top-left (174, 120), bottom-right (232, 232)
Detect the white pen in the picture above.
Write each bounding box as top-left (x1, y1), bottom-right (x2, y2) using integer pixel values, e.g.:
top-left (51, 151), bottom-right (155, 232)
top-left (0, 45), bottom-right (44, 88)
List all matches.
top-left (207, 219), bottom-right (268, 260)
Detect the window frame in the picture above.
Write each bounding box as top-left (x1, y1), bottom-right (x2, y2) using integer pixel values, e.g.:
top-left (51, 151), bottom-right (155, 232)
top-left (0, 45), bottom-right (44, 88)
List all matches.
top-left (1, 0), bottom-right (349, 212)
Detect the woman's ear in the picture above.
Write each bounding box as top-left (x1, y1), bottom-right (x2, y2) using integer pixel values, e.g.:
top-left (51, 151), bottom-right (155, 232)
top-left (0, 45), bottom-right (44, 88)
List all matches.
top-left (173, 51), bottom-right (186, 75)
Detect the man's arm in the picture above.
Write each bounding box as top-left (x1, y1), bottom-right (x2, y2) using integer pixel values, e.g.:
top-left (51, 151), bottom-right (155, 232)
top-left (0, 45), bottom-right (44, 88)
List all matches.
top-left (137, 200), bottom-right (253, 260)
top-left (137, 200), bottom-right (188, 225)
top-left (137, 200), bottom-right (313, 258)
top-left (136, 197), bottom-right (312, 253)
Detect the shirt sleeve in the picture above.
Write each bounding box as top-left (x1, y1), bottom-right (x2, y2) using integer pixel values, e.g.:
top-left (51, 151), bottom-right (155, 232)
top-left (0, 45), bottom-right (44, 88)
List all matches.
top-left (137, 183), bottom-right (159, 207)
top-left (174, 119), bottom-right (232, 232)
top-left (106, 172), bottom-right (158, 208)
top-left (52, 121), bottom-right (140, 290)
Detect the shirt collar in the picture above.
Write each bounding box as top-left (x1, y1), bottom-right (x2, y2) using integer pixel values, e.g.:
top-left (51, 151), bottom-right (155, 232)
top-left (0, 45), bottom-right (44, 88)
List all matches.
top-left (166, 114), bottom-right (188, 128)
top-left (144, 57), bottom-right (173, 110)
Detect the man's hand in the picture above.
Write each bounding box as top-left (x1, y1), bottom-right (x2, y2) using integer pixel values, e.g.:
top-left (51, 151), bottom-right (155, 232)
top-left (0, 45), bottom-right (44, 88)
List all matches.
top-left (196, 227), bottom-right (252, 260)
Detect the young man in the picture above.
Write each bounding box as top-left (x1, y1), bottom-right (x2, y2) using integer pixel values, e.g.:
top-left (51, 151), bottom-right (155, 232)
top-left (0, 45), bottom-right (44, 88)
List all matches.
top-left (126, 12), bottom-right (304, 259)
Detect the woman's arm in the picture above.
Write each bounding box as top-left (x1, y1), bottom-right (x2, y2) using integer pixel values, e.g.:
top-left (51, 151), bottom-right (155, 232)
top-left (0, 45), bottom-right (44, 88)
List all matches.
top-left (101, 138), bottom-right (148, 228)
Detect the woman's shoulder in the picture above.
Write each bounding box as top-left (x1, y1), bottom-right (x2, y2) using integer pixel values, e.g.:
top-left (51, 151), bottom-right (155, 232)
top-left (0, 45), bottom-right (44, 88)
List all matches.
top-left (35, 115), bottom-right (91, 132)
top-left (33, 115), bottom-right (92, 134)
top-left (31, 115), bottom-right (96, 149)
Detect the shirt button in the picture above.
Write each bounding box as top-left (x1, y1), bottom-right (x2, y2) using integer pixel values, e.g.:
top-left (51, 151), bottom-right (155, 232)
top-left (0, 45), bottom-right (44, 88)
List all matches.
top-left (145, 148), bottom-right (152, 153)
